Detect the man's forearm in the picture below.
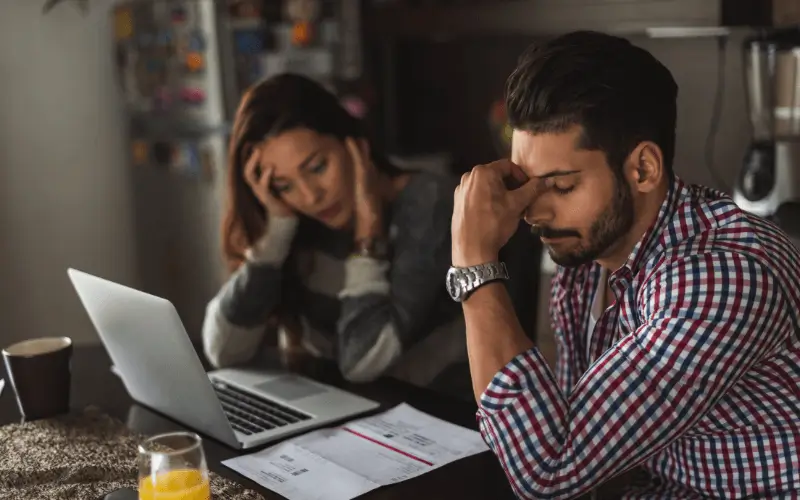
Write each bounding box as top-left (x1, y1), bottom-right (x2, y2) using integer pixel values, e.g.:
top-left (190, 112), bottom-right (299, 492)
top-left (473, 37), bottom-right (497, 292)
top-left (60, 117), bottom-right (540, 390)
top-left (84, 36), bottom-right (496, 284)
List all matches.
top-left (462, 282), bottom-right (534, 401)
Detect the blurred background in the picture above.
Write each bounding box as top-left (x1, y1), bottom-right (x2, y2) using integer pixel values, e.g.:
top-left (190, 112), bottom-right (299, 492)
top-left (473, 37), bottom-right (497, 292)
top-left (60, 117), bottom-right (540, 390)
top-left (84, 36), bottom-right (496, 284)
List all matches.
top-left (0, 0), bottom-right (797, 353)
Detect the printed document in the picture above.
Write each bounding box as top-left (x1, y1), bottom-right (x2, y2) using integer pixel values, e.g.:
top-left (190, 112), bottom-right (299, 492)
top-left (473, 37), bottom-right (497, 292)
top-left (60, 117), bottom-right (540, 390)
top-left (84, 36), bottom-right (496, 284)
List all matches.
top-left (223, 403), bottom-right (488, 500)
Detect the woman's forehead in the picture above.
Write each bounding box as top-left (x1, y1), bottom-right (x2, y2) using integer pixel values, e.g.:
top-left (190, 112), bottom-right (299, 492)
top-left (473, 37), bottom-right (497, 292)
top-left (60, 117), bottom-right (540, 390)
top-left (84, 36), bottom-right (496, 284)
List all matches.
top-left (259, 129), bottom-right (331, 173)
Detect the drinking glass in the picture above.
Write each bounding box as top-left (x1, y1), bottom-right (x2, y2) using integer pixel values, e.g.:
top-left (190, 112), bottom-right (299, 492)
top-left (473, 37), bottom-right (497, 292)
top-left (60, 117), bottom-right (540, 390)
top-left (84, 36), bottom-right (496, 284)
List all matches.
top-left (137, 431), bottom-right (210, 500)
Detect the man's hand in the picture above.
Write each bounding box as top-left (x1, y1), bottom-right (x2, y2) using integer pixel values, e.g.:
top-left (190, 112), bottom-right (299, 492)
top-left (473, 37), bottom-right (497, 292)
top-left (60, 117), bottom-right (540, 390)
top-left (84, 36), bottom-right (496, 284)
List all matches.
top-left (452, 160), bottom-right (540, 267)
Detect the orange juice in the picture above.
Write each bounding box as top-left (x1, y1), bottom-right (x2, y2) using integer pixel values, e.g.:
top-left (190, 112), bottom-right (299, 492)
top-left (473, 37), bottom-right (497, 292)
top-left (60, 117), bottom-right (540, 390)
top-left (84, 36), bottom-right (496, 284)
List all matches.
top-left (138, 469), bottom-right (210, 500)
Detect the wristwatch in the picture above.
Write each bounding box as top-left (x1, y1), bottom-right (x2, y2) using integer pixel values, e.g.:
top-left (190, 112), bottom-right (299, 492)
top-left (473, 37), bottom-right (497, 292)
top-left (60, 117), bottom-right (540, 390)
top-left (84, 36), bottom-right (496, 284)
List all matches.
top-left (445, 261), bottom-right (509, 303)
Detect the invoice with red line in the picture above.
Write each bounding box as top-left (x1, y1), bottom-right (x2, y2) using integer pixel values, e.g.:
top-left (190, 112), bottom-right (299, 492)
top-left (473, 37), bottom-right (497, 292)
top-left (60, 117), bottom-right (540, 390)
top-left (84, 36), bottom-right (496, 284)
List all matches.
top-left (223, 403), bottom-right (489, 500)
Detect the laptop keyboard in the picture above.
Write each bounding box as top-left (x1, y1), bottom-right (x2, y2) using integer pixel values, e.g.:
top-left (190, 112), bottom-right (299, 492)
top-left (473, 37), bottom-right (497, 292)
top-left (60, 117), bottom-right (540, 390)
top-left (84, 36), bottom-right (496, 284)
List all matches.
top-left (211, 380), bottom-right (312, 436)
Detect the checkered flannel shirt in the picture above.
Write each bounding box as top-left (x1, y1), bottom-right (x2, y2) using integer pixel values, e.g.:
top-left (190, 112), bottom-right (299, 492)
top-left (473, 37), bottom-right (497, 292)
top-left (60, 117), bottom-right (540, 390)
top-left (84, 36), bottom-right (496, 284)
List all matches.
top-left (477, 177), bottom-right (800, 499)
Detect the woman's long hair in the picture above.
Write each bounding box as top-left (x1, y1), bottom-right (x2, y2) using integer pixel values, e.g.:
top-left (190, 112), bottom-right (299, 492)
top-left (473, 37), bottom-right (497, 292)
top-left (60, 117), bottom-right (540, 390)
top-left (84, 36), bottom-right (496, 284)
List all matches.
top-left (222, 73), bottom-right (401, 273)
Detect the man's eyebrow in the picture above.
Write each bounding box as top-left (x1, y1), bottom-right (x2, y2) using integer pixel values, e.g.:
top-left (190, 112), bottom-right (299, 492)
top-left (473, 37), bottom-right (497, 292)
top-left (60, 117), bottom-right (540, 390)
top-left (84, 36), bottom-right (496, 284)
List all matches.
top-left (535, 169), bottom-right (581, 179)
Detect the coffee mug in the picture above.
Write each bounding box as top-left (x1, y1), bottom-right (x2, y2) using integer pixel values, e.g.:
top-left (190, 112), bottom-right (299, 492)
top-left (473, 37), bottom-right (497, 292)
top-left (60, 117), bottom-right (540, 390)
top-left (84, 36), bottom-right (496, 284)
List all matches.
top-left (2, 337), bottom-right (73, 421)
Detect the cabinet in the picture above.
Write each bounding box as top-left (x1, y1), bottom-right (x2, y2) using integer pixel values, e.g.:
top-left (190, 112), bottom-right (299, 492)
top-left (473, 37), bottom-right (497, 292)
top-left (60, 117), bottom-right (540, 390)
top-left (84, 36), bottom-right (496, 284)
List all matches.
top-left (365, 0), bottom-right (770, 39)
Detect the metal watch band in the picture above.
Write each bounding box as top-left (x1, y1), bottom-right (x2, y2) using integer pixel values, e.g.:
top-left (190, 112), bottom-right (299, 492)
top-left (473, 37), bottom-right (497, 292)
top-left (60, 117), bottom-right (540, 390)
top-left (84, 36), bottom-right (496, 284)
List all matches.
top-left (445, 261), bottom-right (509, 302)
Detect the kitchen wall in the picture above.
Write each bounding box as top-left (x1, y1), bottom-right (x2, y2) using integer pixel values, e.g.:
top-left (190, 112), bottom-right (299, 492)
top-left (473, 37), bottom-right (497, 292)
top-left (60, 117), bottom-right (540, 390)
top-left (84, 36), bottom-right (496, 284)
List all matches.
top-left (639, 34), bottom-right (750, 191)
top-left (0, 1), bottom-right (138, 347)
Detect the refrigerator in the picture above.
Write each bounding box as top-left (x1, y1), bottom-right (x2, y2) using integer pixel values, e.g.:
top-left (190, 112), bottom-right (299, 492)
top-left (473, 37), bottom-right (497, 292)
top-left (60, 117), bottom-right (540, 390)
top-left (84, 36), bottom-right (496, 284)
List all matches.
top-left (110, 0), bottom-right (356, 339)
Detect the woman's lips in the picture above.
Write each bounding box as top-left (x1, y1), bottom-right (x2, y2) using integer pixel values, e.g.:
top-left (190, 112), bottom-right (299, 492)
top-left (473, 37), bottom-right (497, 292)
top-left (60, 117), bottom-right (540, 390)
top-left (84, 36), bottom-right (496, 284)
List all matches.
top-left (316, 202), bottom-right (342, 220)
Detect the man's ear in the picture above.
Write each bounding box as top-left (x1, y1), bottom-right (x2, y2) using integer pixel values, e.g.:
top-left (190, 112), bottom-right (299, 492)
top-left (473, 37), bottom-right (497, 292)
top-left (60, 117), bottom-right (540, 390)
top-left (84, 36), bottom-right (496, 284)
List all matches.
top-left (625, 141), bottom-right (664, 193)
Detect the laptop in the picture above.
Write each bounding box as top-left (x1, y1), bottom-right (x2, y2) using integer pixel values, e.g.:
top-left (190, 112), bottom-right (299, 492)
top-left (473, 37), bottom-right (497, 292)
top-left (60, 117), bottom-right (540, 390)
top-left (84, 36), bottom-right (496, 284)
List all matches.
top-left (67, 268), bottom-right (380, 450)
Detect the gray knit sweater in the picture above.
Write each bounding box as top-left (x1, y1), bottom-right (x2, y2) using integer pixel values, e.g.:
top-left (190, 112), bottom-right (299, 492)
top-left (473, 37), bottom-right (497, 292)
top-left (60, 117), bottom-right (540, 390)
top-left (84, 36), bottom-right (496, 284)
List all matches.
top-left (202, 171), bottom-right (465, 385)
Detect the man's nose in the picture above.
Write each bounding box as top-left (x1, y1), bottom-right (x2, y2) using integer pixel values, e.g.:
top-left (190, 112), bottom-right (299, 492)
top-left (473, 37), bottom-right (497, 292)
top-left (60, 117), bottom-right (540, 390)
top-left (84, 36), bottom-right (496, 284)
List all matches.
top-left (523, 198), bottom-right (553, 227)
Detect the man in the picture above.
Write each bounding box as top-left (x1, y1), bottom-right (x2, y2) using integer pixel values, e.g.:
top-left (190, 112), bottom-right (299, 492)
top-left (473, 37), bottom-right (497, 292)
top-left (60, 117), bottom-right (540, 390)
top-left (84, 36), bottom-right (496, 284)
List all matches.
top-left (447, 31), bottom-right (800, 499)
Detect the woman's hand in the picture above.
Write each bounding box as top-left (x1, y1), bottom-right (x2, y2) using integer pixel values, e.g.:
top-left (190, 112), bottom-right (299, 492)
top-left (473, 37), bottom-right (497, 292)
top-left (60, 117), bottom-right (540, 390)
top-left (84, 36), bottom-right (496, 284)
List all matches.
top-left (243, 146), bottom-right (294, 218)
top-left (346, 137), bottom-right (383, 240)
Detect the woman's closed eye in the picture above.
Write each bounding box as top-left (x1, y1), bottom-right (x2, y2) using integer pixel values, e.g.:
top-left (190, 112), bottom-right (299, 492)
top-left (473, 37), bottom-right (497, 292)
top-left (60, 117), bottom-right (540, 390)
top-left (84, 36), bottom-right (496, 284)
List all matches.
top-left (308, 160), bottom-right (328, 174)
top-left (271, 180), bottom-right (292, 194)
top-left (269, 158), bottom-right (327, 194)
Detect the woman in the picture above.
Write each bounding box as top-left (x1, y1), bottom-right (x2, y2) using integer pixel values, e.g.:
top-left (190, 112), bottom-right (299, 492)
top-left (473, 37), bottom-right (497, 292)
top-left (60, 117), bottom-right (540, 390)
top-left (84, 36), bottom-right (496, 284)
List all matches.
top-left (202, 73), bottom-right (465, 388)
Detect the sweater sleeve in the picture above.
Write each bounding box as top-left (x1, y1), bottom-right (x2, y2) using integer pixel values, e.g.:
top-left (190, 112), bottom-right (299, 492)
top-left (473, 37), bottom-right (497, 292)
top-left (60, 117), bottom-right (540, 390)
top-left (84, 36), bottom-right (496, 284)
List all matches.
top-left (335, 173), bottom-right (457, 382)
top-left (202, 216), bottom-right (299, 368)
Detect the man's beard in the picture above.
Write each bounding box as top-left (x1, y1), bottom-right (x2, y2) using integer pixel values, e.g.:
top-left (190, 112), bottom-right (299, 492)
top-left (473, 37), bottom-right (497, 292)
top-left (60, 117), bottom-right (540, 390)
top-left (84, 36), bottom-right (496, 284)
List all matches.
top-left (545, 176), bottom-right (634, 268)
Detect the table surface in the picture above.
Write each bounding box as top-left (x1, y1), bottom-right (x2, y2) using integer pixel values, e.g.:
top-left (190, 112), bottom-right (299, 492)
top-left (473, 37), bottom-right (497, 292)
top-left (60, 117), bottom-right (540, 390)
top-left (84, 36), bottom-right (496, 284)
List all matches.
top-left (0, 343), bottom-right (518, 500)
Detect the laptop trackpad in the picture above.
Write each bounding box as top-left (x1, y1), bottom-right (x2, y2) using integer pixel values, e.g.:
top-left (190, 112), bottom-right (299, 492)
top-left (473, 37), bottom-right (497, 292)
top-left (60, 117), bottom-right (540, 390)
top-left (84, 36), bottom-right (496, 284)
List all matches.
top-left (253, 376), bottom-right (327, 401)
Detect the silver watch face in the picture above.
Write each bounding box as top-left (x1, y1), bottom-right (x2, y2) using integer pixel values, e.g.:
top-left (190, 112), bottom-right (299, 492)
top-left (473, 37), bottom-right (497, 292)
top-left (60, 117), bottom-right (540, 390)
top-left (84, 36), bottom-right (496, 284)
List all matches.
top-left (445, 267), bottom-right (463, 301)
top-left (446, 262), bottom-right (509, 302)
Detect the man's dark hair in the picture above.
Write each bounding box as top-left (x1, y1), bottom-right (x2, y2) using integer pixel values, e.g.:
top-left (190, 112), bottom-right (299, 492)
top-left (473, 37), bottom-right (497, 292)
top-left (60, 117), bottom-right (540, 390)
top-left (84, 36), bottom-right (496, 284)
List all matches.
top-left (506, 31), bottom-right (678, 175)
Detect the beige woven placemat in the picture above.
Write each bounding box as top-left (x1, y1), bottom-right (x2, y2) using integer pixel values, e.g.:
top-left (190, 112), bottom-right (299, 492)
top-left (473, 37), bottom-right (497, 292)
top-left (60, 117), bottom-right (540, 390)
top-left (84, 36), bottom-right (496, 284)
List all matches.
top-left (0, 407), bottom-right (265, 499)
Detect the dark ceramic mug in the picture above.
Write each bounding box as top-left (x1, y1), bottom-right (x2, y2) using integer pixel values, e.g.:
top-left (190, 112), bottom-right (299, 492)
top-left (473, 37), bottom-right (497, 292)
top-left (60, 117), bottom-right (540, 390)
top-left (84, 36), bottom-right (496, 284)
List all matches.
top-left (2, 337), bottom-right (73, 421)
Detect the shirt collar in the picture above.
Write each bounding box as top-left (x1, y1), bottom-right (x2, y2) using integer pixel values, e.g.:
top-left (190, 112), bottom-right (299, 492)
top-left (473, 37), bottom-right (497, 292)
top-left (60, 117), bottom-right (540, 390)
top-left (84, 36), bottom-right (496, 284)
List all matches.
top-left (614, 175), bottom-right (694, 278)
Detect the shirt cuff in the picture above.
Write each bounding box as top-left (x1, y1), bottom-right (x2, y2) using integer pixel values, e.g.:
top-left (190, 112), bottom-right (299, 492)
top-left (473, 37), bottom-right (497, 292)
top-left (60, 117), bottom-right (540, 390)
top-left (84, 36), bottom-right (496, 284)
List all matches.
top-left (338, 256), bottom-right (391, 298)
top-left (245, 215), bottom-right (299, 265)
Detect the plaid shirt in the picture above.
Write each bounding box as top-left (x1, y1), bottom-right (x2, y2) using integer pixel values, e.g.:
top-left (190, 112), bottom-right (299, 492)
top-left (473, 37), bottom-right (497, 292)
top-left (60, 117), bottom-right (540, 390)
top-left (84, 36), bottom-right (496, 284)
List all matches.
top-left (477, 177), bottom-right (800, 499)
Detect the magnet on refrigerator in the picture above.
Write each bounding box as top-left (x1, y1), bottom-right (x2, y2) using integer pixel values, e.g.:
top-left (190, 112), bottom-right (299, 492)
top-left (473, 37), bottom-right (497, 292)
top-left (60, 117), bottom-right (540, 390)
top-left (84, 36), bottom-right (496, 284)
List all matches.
top-left (233, 29), bottom-right (265, 54)
top-left (151, 142), bottom-right (174, 170)
top-left (169, 142), bottom-right (201, 177)
top-left (188, 30), bottom-right (206, 51)
top-left (132, 140), bottom-right (149, 166)
top-left (114, 7), bottom-right (134, 40)
top-left (185, 52), bottom-right (205, 72)
top-left (179, 87), bottom-right (207, 105)
top-left (200, 146), bottom-right (215, 182)
top-left (285, 0), bottom-right (321, 25)
top-left (229, 0), bottom-right (262, 19)
top-left (186, 144), bottom-right (203, 178)
top-left (170, 5), bottom-right (188, 24)
top-left (291, 22), bottom-right (314, 47)
top-left (285, 0), bottom-right (321, 46)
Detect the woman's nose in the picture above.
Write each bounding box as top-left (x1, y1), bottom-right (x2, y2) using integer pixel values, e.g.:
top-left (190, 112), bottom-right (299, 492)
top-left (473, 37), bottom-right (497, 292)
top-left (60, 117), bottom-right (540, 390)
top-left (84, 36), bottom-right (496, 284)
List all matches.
top-left (298, 181), bottom-right (323, 206)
